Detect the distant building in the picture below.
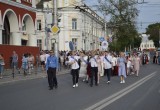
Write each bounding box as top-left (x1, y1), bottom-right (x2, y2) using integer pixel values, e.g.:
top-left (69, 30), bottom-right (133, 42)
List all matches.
top-left (0, 0), bottom-right (37, 46)
top-left (140, 34), bottom-right (155, 51)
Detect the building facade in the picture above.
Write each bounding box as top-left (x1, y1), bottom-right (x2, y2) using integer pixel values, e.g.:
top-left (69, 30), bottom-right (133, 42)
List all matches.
top-left (36, 0), bottom-right (105, 51)
top-left (140, 34), bottom-right (155, 51)
top-left (58, 0), bottom-right (105, 51)
top-left (0, 0), bottom-right (37, 46)
top-left (36, 0), bottom-right (53, 51)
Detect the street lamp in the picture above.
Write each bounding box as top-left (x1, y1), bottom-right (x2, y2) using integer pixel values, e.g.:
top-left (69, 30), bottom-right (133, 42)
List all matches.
top-left (52, 0), bottom-right (59, 57)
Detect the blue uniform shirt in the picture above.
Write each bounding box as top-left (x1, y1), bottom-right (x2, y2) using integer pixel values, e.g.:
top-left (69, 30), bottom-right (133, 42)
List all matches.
top-left (46, 55), bottom-right (58, 71)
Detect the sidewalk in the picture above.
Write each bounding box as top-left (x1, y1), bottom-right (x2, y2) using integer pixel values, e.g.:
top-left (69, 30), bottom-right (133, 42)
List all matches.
top-left (0, 66), bottom-right (70, 85)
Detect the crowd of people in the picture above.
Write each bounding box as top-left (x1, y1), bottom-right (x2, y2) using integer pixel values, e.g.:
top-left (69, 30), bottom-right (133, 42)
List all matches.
top-left (45, 49), bottom-right (154, 90)
top-left (0, 49), bottom-right (160, 91)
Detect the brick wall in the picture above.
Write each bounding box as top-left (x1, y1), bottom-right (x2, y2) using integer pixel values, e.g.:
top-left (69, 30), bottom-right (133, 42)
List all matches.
top-left (0, 45), bottom-right (40, 69)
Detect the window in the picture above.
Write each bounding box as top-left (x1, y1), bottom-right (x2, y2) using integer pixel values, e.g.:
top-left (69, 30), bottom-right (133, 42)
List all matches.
top-left (37, 39), bottom-right (42, 50)
top-left (22, 21), bottom-right (26, 31)
top-left (72, 18), bottom-right (77, 30)
top-left (37, 20), bottom-right (42, 30)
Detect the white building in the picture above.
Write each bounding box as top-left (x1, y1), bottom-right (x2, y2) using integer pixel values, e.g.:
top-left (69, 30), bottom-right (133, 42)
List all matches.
top-left (36, 0), bottom-right (53, 50)
top-left (58, 0), bottom-right (105, 51)
top-left (140, 34), bottom-right (155, 51)
top-left (36, 0), bottom-right (105, 51)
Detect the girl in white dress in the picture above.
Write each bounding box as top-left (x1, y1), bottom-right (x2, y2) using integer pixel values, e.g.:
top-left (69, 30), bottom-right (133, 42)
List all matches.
top-left (79, 52), bottom-right (88, 81)
top-left (97, 55), bottom-right (102, 84)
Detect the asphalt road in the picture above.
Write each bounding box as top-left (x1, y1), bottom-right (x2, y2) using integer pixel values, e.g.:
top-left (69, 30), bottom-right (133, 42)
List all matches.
top-left (0, 63), bottom-right (160, 110)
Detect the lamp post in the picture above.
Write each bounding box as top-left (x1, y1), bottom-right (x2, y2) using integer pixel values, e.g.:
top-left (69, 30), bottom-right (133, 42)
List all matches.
top-left (53, 0), bottom-right (58, 57)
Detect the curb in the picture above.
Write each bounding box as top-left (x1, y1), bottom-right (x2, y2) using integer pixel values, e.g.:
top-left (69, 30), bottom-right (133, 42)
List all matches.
top-left (0, 70), bottom-right (70, 85)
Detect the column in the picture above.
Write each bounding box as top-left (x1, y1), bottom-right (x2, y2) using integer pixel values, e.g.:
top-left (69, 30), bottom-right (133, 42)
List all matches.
top-left (11, 32), bottom-right (21, 45)
top-left (28, 34), bottom-right (37, 46)
top-left (0, 29), bottom-right (2, 44)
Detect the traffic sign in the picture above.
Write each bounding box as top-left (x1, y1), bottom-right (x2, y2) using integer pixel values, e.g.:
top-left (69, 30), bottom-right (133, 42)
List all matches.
top-left (51, 25), bottom-right (59, 34)
top-left (99, 37), bottom-right (105, 42)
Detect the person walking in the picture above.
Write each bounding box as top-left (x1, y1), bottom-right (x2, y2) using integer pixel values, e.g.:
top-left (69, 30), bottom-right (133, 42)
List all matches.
top-left (22, 54), bottom-right (28, 76)
top-left (89, 51), bottom-right (98, 87)
top-left (40, 51), bottom-right (46, 71)
top-left (0, 54), bottom-right (5, 79)
top-left (68, 51), bottom-right (80, 88)
top-left (79, 52), bottom-right (88, 82)
top-left (117, 52), bottom-right (127, 83)
top-left (103, 51), bottom-right (112, 84)
top-left (97, 55), bottom-right (102, 84)
top-left (11, 51), bottom-right (20, 78)
top-left (112, 54), bottom-right (117, 76)
top-left (133, 53), bottom-right (141, 77)
top-left (46, 51), bottom-right (58, 90)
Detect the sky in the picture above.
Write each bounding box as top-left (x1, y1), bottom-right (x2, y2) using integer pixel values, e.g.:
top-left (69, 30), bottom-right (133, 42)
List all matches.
top-left (84, 0), bottom-right (160, 33)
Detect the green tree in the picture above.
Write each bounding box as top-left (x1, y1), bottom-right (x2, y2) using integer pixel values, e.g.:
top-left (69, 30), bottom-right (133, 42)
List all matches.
top-left (146, 23), bottom-right (160, 48)
top-left (98, 0), bottom-right (141, 51)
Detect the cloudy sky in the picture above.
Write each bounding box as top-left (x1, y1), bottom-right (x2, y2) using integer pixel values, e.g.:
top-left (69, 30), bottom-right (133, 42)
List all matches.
top-left (84, 0), bottom-right (160, 33)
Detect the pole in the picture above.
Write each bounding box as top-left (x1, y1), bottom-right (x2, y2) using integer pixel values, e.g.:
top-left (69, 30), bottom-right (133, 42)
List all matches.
top-left (104, 15), bottom-right (106, 41)
top-left (53, 0), bottom-right (58, 57)
top-left (44, 6), bottom-right (50, 51)
top-left (45, 13), bottom-right (49, 50)
top-left (104, 13), bottom-right (107, 51)
top-left (159, 29), bottom-right (160, 47)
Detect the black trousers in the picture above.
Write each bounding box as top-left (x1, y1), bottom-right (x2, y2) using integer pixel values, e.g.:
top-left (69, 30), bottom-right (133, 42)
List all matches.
top-left (90, 67), bottom-right (98, 86)
top-left (105, 68), bottom-right (112, 81)
top-left (47, 67), bottom-right (57, 88)
top-left (71, 69), bottom-right (79, 85)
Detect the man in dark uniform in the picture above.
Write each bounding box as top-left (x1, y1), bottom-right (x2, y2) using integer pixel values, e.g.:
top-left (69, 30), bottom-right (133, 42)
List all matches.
top-left (46, 51), bottom-right (58, 90)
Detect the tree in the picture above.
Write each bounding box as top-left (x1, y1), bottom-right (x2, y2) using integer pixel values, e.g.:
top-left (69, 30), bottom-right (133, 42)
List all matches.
top-left (146, 23), bottom-right (160, 48)
top-left (98, 0), bottom-right (140, 51)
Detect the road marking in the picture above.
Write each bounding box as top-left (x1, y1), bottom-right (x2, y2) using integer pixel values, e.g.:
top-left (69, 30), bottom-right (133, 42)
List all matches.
top-left (85, 72), bottom-right (157, 110)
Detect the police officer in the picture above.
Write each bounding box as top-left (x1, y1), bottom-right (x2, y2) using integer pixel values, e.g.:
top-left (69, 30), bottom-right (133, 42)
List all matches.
top-left (46, 51), bottom-right (58, 90)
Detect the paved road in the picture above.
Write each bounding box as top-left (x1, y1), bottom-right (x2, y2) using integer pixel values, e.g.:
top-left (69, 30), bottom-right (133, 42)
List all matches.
top-left (0, 64), bottom-right (160, 110)
top-left (0, 66), bottom-right (70, 85)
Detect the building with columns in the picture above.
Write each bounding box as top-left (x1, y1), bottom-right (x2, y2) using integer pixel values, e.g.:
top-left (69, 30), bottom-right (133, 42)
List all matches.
top-left (0, 0), bottom-right (37, 46)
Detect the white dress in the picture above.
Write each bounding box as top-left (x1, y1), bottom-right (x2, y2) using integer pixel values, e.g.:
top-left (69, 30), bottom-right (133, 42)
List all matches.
top-left (79, 56), bottom-right (88, 78)
top-left (100, 56), bottom-right (104, 76)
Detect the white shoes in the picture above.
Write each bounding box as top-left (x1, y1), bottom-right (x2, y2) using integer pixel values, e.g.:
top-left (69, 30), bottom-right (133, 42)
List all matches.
top-left (73, 85), bottom-right (75, 88)
top-left (120, 80), bottom-right (125, 84)
top-left (107, 81), bottom-right (110, 84)
top-left (73, 83), bottom-right (78, 88)
top-left (76, 83), bottom-right (78, 87)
